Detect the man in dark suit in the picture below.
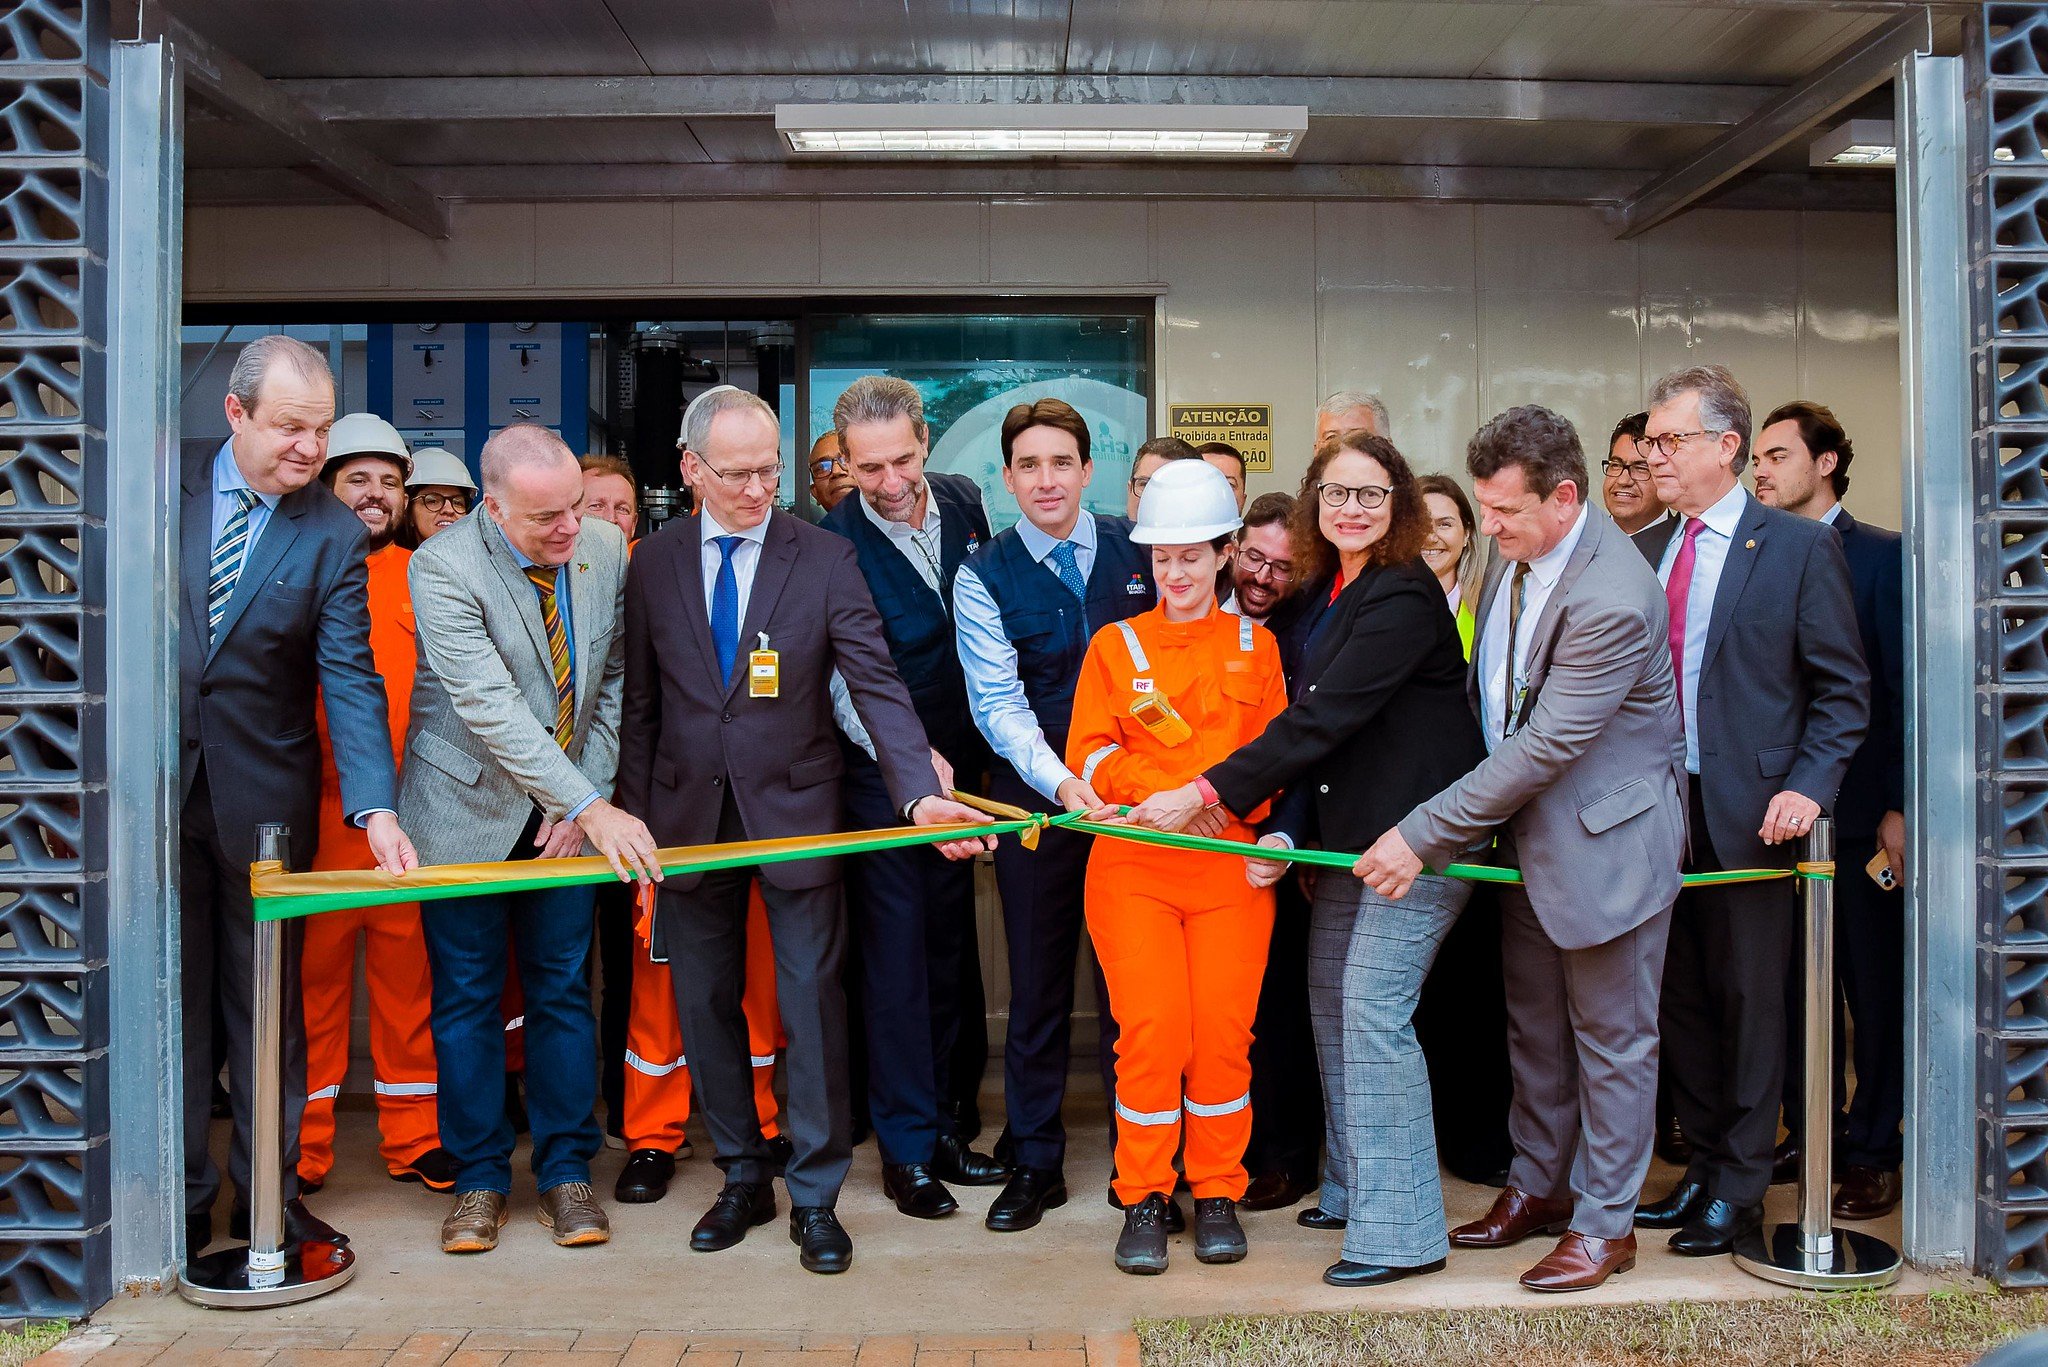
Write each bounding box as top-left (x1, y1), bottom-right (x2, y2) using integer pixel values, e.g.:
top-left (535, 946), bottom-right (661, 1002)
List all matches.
top-left (1628, 366), bottom-right (1868, 1256)
top-left (616, 387), bottom-right (990, 1275)
top-left (819, 376), bottom-right (1010, 1219)
top-left (178, 335), bottom-right (418, 1258)
top-left (1752, 400), bottom-right (1907, 1220)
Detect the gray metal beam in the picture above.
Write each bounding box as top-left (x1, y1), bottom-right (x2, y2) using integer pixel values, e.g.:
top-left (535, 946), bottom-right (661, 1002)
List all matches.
top-left (183, 161), bottom-right (1894, 212)
top-left (141, 5), bottom-right (448, 238)
top-left (1615, 10), bottom-right (1932, 238)
top-left (282, 74), bottom-right (1774, 129)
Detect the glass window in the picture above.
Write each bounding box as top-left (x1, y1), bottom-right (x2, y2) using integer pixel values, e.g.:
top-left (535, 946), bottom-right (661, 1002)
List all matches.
top-left (806, 313), bottom-right (1149, 531)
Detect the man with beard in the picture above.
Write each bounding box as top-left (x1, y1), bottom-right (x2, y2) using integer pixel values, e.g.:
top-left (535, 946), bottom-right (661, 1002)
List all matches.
top-left (300, 414), bottom-right (453, 1195)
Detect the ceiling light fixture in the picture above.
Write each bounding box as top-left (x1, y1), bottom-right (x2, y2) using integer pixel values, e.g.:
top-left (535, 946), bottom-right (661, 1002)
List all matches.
top-left (1810, 119), bottom-right (1897, 168)
top-left (775, 104), bottom-right (1307, 159)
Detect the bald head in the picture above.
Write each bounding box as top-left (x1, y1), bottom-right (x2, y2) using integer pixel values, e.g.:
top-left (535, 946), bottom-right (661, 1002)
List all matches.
top-left (480, 422), bottom-right (579, 496)
top-left (808, 428), bottom-right (853, 512)
top-left (479, 423), bottom-right (585, 566)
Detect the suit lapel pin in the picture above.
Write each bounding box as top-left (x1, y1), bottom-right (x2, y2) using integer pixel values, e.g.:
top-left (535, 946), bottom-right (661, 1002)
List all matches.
top-left (577, 561), bottom-right (589, 572)
top-left (1744, 539), bottom-right (1756, 549)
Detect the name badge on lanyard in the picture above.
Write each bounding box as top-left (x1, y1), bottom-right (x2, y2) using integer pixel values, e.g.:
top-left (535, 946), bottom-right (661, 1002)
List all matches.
top-left (749, 631), bottom-right (779, 698)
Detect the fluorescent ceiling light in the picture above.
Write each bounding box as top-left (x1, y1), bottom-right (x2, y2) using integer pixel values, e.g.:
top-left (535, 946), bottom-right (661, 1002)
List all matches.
top-left (776, 104), bottom-right (1306, 159)
top-left (1810, 119), bottom-right (1896, 168)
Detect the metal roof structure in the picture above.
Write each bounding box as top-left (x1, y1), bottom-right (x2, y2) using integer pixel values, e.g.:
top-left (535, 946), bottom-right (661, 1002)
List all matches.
top-left (151, 0), bottom-right (1963, 238)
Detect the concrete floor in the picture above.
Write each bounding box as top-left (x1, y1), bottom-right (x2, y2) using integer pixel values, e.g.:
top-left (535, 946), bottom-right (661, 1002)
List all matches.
top-left (95, 1093), bottom-right (1925, 1340)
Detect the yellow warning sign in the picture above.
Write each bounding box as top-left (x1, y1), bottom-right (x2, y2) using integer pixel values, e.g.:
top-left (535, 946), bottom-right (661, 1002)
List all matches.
top-left (1168, 403), bottom-right (1273, 473)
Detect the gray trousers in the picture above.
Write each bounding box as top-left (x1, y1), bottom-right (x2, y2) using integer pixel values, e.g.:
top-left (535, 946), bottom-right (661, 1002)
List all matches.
top-left (1309, 870), bottom-right (1467, 1267)
top-left (1500, 887), bottom-right (1673, 1240)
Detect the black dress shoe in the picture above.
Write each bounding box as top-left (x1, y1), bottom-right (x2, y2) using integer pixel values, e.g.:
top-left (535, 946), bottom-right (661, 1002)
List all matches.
top-left (1633, 1178), bottom-right (1707, 1230)
top-left (1669, 1198), bottom-right (1762, 1257)
top-left (1193, 1197), bottom-right (1247, 1264)
top-left (790, 1205), bottom-right (852, 1274)
top-left (882, 1163), bottom-right (959, 1219)
top-left (298, 1174), bottom-right (324, 1196)
top-left (1655, 1112), bottom-right (1692, 1166)
top-left (933, 1133), bottom-right (1011, 1187)
top-left (1238, 1170), bottom-right (1316, 1212)
top-left (231, 1196), bottom-right (348, 1247)
top-left (1771, 1138), bottom-right (1801, 1187)
top-left (1323, 1256), bottom-right (1446, 1287)
top-left (1104, 1183), bottom-right (1186, 1232)
top-left (767, 1133), bottom-right (795, 1174)
top-left (1114, 1193), bottom-right (1171, 1275)
top-left (985, 1166), bottom-right (1067, 1232)
top-left (691, 1180), bottom-right (776, 1252)
top-left (1297, 1206), bottom-right (1345, 1231)
top-left (185, 1211), bottom-right (211, 1263)
top-left (614, 1148), bottom-right (677, 1205)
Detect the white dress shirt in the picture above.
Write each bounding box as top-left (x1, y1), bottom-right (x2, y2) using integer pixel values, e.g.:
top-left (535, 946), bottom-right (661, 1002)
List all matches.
top-left (953, 512), bottom-right (1101, 803)
top-left (1657, 481), bottom-right (1750, 774)
top-left (830, 492), bottom-right (947, 757)
top-left (1477, 507), bottom-right (1588, 750)
top-left (699, 507), bottom-right (771, 622)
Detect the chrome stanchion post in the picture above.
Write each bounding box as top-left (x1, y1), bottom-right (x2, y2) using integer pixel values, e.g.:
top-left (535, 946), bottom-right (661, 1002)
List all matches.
top-left (1734, 816), bottom-right (1902, 1290)
top-left (181, 823), bottom-right (357, 1308)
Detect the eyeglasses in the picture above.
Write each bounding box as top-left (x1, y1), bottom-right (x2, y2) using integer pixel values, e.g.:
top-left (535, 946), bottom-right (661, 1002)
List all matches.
top-left (1602, 457), bottom-right (1655, 483)
top-left (1238, 547), bottom-right (1294, 583)
top-left (810, 457), bottom-right (843, 476)
top-left (413, 491), bottom-right (469, 513)
top-left (1129, 475), bottom-right (1153, 495)
top-left (700, 457), bottom-right (784, 491)
top-left (1315, 480), bottom-right (1392, 510)
top-left (1633, 430), bottom-right (1724, 459)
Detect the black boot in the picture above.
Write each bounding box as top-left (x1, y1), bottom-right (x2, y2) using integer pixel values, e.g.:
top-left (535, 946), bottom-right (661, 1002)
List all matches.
top-left (1115, 1193), bottom-right (1171, 1275)
top-left (614, 1148), bottom-right (676, 1204)
top-left (1193, 1197), bottom-right (1247, 1264)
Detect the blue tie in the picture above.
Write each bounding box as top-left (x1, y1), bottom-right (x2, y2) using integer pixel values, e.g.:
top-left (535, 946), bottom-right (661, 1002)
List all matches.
top-left (712, 535), bottom-right (743, 686)
top-left (1047, 539), bottom-right (1086, 601)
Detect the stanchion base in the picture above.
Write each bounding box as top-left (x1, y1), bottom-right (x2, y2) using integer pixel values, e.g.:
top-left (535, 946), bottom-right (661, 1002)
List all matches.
top-left (1732, 1223), bottom-right (1903, 1291)
top-left (178, 1240), bottom-right (356, 1308)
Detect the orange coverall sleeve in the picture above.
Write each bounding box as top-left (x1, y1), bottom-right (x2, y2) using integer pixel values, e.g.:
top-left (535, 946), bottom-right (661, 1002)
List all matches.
top-left (1066, 631), bottom-right (1185, 806)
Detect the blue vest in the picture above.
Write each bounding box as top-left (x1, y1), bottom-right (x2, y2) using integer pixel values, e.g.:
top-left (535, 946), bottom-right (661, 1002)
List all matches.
top-left (822, 472), bottom-right (990, 759)
top-left (965, 513), bottom-right (1155, 751)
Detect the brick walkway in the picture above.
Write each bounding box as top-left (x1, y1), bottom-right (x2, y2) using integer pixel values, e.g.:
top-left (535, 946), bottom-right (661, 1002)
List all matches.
top-left (27, 1327), bottom-right (1142, 1367)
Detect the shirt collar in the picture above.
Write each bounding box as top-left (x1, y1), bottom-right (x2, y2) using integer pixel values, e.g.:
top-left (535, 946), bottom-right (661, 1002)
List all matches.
top-left (489, 514), bottom-right (543, 571)
top-left (1014, 509), bottom-right (1097, 563)
top-left (859, 489), bottom-right (940, 540)
top-left (214, 440), bottom-right (283, 511)
top-left (702, 508), bottom-right (772, 548)
top-left (1820, 501), bottom-right (1843, 526)
top-left (1525, 507), bottom-right (1588, 591)
top-left (1693, 481), bottom-right (1749, 539)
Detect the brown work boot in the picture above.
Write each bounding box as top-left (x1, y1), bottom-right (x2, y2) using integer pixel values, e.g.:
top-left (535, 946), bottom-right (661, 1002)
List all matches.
top-left (1520, 1231), bottom-right (1636, 1292)
top-left (538, 1180), bottom-right (611, 1247)
top-left (1450, 1186), bottom-right (1573, 1248)
top-left (440, 1190), bottom-right (508, 1254)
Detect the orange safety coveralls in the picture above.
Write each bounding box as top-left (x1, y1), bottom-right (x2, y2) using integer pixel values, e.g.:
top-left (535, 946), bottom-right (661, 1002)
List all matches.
top-left (624, 884), bottom-right (785, 1150)
top-left (299, 541), bottom-right (442, 1184)
top-left (1066, 605), bottom-right (1288, 1205)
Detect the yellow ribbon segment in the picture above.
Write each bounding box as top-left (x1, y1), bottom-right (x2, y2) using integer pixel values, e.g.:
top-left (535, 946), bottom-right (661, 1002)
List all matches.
top-left (951, 789), bottom-right (1050, 849)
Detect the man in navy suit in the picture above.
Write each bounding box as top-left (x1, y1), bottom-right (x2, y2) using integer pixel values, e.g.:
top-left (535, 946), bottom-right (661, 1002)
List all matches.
top-left (1752, 400), bottom-right (1906, 1221)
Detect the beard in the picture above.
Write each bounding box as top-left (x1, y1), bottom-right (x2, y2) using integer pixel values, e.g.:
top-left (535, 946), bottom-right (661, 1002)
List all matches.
top-left (353, 497), bottom-right (402, 550)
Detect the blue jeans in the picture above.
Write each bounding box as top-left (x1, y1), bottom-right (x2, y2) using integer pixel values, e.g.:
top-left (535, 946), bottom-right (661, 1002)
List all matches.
top-left (421, 884), bottom-right (602, 1194)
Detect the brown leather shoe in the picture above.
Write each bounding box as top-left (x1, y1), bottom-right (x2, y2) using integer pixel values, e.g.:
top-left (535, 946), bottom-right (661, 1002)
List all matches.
top-left (1520, 1231), bottom-right (1636, 1292)
top-left (440, 1190), bottom-right (508, 1254)
top-left (1831, 1165), bottom-right (1902, 1222)
top-left (1450, 1186), bottom-right (1573, 1249)
top-left (538, 1180), bottom-right (611, 1247)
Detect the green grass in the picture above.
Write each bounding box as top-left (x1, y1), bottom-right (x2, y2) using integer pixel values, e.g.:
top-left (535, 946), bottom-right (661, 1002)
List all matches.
top-left (1139, 1288), bottom-right (2048, 1367)
top-left (0, 1321), bottom-right (69, 1367)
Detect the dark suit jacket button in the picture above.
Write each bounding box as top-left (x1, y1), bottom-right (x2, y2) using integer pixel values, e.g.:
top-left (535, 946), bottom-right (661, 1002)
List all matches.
top-left (184, 738), bottom-right (198, 749)
top-left (199, 684), bottom-right (212, 697)
top-left (712, 775), bottom-right (724, 786)
top-left (722, 711), bottom-right (734, 723)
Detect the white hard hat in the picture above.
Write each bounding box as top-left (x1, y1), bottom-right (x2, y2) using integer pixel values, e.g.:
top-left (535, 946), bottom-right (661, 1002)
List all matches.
top-left (1131, 459), bottom-right (1243, 544)
top-left (405, 446), bottom-right (478, 492)
top-left (677, 384), bottom-right (745, 451)
top-left (324, 412), bottom-right (411, 478)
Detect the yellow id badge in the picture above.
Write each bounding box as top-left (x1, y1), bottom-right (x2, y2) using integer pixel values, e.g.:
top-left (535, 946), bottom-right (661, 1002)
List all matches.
top-left (748, 633), bottom-right (779, 698)
top-left (1129, 690), bottom-right (1194, 747)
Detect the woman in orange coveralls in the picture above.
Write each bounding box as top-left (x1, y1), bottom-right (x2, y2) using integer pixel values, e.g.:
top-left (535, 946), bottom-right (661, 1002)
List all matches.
top-left (1065, 459), bottom-right (1288, 1275)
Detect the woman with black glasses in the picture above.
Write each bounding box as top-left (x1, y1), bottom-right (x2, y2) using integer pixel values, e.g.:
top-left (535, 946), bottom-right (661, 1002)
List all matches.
top-left (1127, 428), bottom-right (1485, 1288)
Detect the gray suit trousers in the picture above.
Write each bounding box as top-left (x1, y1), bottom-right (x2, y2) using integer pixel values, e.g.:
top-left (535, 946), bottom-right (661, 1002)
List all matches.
top-left (1309, 869), bottom-right (1467, 1267)
top-left (1500, 886), bottom-right (1672, 1240)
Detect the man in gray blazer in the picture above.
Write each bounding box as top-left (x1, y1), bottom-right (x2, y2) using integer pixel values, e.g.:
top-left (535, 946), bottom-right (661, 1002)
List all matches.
top-left (1628, 365), bottom-right (1867, 1256)
top-left (179, 336), bottom-right (416, 1258)
top-left (1357, 405), bottom-right (1686, 1292)
top-left (401, 423), bottom-right (659, 1256)
top-left (616, 387), bottom-right (990, 1275)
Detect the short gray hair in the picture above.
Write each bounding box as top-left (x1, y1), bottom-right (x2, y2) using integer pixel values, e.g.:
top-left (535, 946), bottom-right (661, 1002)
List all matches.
top-left (680, 385), bottom-right (779, 456)
top-left (1648, 364), bottom-right (1753, 472)
top-left (833, 375), bottom-right (928, 445)
top-left (227, 334), bottom-right (331, 413)
top-left (1319, 389), bottom-right (1391, 438)
top-left (479, 422), bottom-right (576, 496)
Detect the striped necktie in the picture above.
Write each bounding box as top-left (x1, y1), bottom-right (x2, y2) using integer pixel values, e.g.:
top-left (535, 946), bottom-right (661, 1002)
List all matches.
top-left (207, 488), bottom-right (260, 642)
top-left (525, 565), bottom-right (574, 748)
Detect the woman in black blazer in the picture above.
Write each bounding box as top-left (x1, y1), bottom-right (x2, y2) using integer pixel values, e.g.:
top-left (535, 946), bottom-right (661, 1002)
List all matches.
top-left (1129, 429), bottom-right (1485, 1288)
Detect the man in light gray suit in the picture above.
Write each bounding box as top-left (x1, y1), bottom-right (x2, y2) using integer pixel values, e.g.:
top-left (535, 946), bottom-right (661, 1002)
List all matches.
top-left (401, 424), bottom-right (660, 1256)
top-left (1355, 405), bottom-right (1686, 1292)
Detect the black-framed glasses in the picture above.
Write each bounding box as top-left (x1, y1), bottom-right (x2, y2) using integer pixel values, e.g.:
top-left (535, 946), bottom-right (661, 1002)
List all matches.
top-left (1130, 474), bottom-right (1154, 495)
top-left (1602, 456), bottom-right (1654, 483)
top-left (1315, 480), bottom-right (1391, 510)
top-left (413, 491), bottom-right (469, 513)
top-left (1238, 547), bottom-right (1294, 582)
top-left (1633, 429), bottom-right (1724, 459)
top-left (810, 457), bottom-right (843, 476)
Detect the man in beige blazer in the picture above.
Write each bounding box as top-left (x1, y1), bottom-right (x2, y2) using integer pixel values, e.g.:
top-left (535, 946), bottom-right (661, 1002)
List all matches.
top-left (400, 423), bottom-right (659, 1256)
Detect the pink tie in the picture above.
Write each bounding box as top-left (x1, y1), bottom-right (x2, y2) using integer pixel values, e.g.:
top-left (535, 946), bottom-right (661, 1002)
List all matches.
top-left (1666, 517), bottom-right (1706, 711)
